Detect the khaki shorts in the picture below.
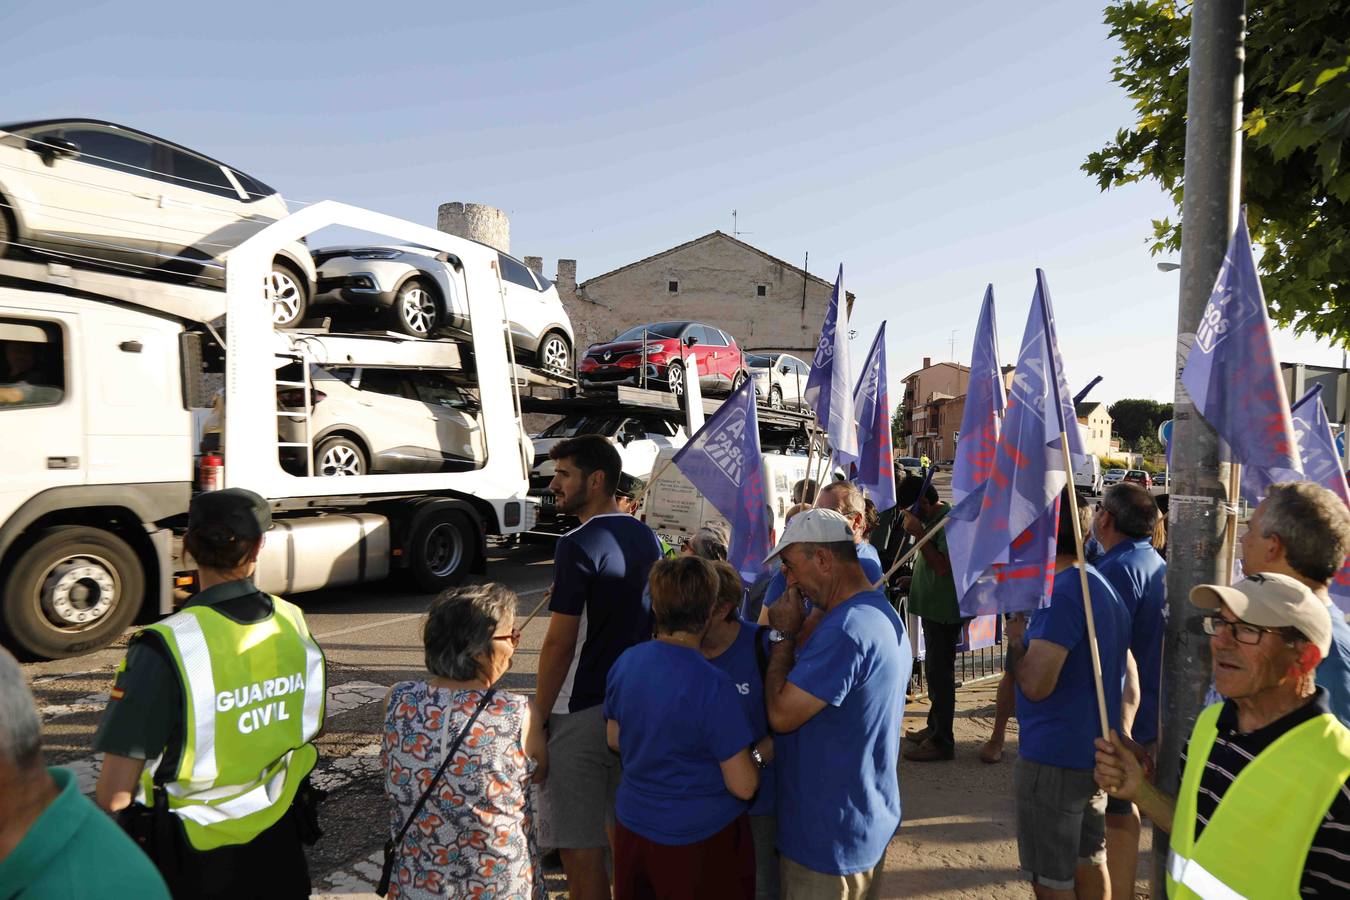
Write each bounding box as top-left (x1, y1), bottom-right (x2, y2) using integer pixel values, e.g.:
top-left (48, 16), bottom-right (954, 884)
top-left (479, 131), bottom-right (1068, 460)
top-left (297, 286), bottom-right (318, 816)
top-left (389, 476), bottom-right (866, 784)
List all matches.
top-left (780, 854), bottom-right (884, 900)
top-left (1014, 757), bottom-right (1107, 891)
top-left (536, 705), bottom-right (621, 850)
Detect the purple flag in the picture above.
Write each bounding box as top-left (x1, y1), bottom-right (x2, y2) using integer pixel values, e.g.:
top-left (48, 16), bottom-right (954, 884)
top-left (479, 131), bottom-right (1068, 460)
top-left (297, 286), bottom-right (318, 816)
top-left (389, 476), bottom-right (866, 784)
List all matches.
top-left (947, 271), bottom-right (1078, 616)
top-left (670, 378), bottom-right (773, 582)
top-left (1289, 385), bottom-right (1350, 613)
top-left (1181, 213), bottom-right (1302, 500)
top-left (804, 265), bottom-right (858, 468)
top-left (851, 323), bottom-right (896, 511)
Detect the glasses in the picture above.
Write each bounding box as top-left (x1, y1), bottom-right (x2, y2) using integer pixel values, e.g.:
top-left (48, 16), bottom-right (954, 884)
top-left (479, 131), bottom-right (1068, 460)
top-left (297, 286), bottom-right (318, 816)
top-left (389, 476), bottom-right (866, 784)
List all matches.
top-left (492, 629), bottom-right (522, 649)
top-left (1200, 615), bottom-right (1290, 646)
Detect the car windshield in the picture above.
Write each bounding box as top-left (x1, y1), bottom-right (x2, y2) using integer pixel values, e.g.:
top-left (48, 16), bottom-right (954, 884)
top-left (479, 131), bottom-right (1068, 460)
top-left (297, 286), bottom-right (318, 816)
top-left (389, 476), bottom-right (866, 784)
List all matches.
top-left (1108, 469), bottom-right (1126, 475)
top-left (745, 354), bottom-right (774, 368)
top-left (613, 323), bottom-right (685, 342)
top-left (539, 415), bottom-right (625, 438)
top-left (897, 457), bottom-right (920, 466)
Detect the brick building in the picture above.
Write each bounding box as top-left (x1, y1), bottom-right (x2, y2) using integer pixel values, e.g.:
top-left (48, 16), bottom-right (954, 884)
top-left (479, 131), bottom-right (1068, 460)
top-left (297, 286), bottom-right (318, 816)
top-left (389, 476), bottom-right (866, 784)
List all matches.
top-left (901, 359), bottom-right (970, 461)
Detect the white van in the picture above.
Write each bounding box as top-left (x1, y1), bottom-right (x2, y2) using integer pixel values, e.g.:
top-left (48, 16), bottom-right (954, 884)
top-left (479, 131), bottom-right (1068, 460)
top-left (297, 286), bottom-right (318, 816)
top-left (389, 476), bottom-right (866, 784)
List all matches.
top-left (1074, 454), bottom-right (1103, 496)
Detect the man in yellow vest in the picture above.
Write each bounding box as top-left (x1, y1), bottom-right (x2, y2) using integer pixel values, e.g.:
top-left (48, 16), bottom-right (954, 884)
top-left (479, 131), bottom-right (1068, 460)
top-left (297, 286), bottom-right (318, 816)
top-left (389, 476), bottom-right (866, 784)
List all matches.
top-left (1093, 572), bottom-right (1350, 897)
top-left (93, 488), bottom-right (327, 898)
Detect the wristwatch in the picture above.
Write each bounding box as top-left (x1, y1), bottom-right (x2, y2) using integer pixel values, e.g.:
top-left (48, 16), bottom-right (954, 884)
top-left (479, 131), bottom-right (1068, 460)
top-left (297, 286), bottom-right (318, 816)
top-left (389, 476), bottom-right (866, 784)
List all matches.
top-left (767, 629), bottom-right (795, 644)
top-left (749, 744), bottom-right (768, 769)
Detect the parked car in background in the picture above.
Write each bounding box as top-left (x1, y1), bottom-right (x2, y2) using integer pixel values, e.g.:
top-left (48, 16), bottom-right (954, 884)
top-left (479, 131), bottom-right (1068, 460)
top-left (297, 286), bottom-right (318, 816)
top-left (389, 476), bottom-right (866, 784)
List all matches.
top-left (276, 364), bottom-right (489, 476)
top-left (1152, 470), bottom-right (1167, 488)
top-left (0, 118), bottom-right (316, 326)
top-left (310, 244), bottom-right (574, 374)
top-left (578, 321), bottom-right (749, 396)
top-left (1104, 468), bottom-right (1128, 486)
top-left (746, 352), bottom-right (810, 409)
top-left (1123, 469), bottom-right (1152, 488)
top-left (896, 456), bottom-right (924, 475)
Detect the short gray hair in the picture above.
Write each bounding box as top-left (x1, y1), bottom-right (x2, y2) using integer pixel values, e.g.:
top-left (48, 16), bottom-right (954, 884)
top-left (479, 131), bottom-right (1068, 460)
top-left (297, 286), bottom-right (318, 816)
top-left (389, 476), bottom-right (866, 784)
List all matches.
top-left (1259, 482), bottom-right (1350, 584)
top-left (689, 521), bottom-right (730, 561)
top-left (0, 649), bottom-right (41, 768)
top-left (423, 583), bottom-right (517, 681)
top-left (1103, 483), bottom-right (1159, 539)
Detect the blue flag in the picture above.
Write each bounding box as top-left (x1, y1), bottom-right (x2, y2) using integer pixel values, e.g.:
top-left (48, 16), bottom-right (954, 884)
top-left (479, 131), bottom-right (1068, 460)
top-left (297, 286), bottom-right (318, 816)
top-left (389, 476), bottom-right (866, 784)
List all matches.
top-left (948, 271), bottom-right (1079, 616)
top-left (670, 378), bottom-right (773, 583)
top-left (1289, 385), bottom-right (1350, 614)
top-left (804, 265), bottom-right (858, 468)
top-left (851, 323), bottom-right (896, 511)
top-left (1181, 213), bottom-right (1302, 500)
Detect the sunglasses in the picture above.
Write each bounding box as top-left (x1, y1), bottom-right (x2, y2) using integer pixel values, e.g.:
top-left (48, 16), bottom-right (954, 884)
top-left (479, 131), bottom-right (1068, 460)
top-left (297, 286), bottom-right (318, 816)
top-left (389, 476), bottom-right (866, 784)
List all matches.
top-left (492, 629), bottom-right (522, 649)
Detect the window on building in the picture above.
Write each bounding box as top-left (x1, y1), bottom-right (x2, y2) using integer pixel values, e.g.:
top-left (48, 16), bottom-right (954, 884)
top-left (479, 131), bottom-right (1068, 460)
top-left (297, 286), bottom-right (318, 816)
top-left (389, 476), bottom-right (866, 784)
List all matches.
top-left (756, 284), bottom-right (767, 297)
top-left (668, 280), bottom-right (679, 294)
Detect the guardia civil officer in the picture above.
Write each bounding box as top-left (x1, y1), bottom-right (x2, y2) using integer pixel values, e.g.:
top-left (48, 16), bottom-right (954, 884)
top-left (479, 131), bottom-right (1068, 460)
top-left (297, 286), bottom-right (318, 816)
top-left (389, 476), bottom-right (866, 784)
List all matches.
top-left (94, 488), bottom-right (327, 899)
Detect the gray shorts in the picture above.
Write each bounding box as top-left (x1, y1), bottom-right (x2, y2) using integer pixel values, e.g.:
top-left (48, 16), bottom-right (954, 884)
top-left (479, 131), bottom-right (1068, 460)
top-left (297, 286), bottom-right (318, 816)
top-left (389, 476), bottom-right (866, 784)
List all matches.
top-left (1014, 757), bottom-right (1107, 890)
top-left (536, 704), bottom-right (621, 850)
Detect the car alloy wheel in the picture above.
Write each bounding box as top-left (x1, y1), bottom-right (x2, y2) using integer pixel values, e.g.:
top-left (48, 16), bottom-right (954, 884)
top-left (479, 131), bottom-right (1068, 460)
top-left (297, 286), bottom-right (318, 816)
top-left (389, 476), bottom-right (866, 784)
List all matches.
top-left (732, 370), bottom-right (748, 391)
top-left (400, 286), bottom-right (437, 336)
top-left (541, 334), bottom-right (570, 374)
top-left (770, 385), bottom-right (784, 408)
top-left (267, 269), bottom-right (304, 325)
top-left (320, 443), bottom-right (363, 476)
top-left (666, 361), bottom-right (685, 396)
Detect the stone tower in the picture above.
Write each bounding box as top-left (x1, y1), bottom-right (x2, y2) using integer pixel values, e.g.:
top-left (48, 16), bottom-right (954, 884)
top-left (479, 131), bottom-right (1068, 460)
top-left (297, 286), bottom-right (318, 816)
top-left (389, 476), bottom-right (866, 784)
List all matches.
top-left (436, 202), bottom-right (510, 253)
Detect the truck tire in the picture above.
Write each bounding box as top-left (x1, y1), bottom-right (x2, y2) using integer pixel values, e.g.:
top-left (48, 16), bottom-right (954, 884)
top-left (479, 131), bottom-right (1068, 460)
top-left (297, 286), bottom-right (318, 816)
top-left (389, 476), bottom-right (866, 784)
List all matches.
top-left (2, 526), bottom-right (145, 659)
top-left (406, 510), bottom-right (475, 593)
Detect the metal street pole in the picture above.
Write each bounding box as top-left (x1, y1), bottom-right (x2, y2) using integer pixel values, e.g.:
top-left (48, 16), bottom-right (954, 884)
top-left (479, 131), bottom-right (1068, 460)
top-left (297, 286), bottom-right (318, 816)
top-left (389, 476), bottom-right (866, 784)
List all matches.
top-left (1155, 0), bottom-right (1246, 893)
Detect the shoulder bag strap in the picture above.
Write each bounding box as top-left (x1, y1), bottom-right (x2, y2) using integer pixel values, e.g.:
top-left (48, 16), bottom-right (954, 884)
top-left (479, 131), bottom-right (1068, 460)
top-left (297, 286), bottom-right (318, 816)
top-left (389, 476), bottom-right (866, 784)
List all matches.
top-left (377, 688), bottom-right (496, 896)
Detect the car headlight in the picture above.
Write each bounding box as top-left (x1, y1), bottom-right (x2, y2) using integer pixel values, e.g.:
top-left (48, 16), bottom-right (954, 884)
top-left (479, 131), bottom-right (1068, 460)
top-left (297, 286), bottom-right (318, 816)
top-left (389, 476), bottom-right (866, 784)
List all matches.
top-left (350, 249), bottom-right (403, 260)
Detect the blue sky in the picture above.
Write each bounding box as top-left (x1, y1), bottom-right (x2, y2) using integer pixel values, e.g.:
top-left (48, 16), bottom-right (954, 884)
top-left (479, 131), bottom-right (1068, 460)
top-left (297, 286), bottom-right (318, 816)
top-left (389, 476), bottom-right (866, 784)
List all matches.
top-left (5, 0), bottom-right (1342, 405)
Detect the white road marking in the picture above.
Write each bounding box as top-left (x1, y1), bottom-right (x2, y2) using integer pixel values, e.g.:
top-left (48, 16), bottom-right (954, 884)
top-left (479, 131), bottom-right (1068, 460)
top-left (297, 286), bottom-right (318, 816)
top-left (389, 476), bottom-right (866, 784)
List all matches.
top-left (311, 587), bottom-right (547, 641)
top-left (65, 680), bottom-right (390, 795)
top-left (40, 692), bottom-right (110, 721)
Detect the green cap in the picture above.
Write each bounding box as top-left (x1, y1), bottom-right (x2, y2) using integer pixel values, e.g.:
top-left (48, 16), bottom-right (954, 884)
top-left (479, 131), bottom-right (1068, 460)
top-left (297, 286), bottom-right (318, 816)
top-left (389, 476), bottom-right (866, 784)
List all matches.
top-left (189, 488), bottom-right (271, 539)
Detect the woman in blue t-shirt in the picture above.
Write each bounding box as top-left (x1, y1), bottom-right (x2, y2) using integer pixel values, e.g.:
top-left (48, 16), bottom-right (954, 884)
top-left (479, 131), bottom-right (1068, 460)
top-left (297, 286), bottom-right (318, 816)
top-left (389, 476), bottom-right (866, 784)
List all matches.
top-left (604, 556), bottom-right (760, 900)
top-left (704, 561), bottom-right (778, 900)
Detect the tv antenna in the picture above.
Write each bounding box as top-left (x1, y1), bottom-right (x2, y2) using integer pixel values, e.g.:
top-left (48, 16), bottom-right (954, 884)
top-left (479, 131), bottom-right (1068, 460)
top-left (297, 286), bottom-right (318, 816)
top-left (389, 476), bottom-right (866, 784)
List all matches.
top-left (949, 329), bottom-right (959, 361)
top-left (732, 209), bottom-right (753, 238)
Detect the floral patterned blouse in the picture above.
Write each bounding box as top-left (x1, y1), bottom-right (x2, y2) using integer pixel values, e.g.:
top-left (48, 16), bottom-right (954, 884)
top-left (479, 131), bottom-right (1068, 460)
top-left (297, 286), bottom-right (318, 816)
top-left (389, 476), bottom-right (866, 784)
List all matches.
top-left (381, 682), bottom-right (543, 900)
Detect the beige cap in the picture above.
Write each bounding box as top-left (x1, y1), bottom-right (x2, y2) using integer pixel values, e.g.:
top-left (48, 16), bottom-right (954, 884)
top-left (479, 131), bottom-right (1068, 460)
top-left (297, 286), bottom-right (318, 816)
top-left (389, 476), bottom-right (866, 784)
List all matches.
top-left (763, 508), bottom-right (855, 565)
top-left (1190, 572), bottom-right (1331, 657)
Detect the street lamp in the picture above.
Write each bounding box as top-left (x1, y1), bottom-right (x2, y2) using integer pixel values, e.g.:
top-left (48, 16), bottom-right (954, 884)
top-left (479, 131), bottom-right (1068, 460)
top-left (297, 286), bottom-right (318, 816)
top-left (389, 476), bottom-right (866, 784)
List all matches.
top-left (1157, 262), bottom-right (1181, 273)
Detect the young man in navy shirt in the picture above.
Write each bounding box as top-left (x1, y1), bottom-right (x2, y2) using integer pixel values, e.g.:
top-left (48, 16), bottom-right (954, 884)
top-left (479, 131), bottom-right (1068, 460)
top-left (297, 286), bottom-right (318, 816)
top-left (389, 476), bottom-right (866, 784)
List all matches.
top-left (762, 509), bottom-right (911, 895)
top-left (533, 434), bottom-right (664, 900)
top-left (1090, 482), bottom-right (1165, 899)
top-left (1008, 491), bottom-right (1130, 899)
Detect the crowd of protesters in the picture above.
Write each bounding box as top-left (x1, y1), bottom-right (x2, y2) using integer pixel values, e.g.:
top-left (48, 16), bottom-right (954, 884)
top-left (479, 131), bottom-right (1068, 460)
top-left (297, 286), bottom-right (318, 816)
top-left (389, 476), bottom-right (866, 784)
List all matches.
top-left (5, 440), bottom-right (1350, 900)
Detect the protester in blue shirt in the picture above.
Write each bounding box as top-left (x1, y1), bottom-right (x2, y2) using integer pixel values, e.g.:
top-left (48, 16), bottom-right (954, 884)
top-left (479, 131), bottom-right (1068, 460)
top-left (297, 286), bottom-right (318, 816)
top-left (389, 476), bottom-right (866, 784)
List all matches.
top-left (534, 435), bottom-right (665, 900)
top-left (762, 509), bottom-right (910, 895)
top-left (1007, 490), bottom-right (1130, 898)
top-left (1090, 482), bottom-right (1165, 900)
top-left (1239, 482), bottom-right (1350, 728)
top-left (605, 556), bottom-right (759, 900)
top-left (704, 561), bottom-right (778, 900)
top-left (756, 482), bottom-right (885, 633)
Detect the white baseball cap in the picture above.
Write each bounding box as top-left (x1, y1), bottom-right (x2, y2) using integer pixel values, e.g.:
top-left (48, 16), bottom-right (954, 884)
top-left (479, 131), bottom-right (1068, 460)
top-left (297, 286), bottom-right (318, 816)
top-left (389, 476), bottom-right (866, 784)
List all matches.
top-left (1190, 572), bottom-right (1331, 657)
top-left (763, 508), bottom-right (855, 565)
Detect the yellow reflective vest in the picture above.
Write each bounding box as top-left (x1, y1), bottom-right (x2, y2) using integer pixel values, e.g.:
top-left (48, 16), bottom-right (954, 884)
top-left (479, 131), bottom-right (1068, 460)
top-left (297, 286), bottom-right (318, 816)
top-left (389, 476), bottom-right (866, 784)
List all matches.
top-left (1168, 701), bottom-right (1350, 899)
top-left (138, 596), bottom-right (326, 850)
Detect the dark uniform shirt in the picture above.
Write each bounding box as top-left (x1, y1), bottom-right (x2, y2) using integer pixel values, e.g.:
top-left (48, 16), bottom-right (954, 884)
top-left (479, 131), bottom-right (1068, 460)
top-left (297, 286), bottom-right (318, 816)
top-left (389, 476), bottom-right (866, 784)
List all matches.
top-left (1180, 688), bottom-right (1350, 895)
top-left (93, 579), bottom-right (276, 778)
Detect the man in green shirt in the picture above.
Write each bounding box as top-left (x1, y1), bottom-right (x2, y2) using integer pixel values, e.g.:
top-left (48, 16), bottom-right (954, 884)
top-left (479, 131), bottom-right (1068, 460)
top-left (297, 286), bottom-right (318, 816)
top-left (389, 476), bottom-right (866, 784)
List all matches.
top-left (0, 647), bottom-right (169, 899)
top-left (897, 473), bottom-right (963, 762)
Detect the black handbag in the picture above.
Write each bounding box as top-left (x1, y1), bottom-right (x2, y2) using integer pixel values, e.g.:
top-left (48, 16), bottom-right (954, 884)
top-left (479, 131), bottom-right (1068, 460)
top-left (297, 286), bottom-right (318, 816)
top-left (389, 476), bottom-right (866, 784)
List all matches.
top-left (377, 688), bottom-right (496, 896)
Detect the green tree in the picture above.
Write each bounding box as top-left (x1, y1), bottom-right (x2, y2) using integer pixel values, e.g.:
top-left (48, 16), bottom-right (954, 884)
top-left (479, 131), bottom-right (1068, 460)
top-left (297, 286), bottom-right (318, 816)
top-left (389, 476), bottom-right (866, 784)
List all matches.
top-left (1108, 398), bottom-right (1174, 449)
top-left (891, 403), bottom-right (909, 449)
top-left (1085, 1), bottom-right (1350, 343)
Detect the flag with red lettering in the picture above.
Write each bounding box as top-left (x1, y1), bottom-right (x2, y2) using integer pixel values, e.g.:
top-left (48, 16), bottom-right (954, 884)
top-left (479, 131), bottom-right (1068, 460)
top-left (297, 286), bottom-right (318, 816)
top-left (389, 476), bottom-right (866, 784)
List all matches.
top-left (1289, 385), bottom-right (1350, 613)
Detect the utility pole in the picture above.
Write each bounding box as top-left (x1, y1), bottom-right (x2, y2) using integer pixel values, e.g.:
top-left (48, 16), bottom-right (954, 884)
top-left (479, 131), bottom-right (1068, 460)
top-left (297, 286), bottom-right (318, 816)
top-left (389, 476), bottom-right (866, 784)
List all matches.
top-left (1155, 1), bottom-right (1246, 893)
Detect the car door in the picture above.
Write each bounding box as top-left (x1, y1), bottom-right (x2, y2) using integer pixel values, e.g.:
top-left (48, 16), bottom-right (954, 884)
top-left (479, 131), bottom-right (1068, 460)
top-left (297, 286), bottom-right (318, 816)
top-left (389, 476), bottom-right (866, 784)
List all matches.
top-left (692, 325), bottom-right (724, 390)
top-left (10, 123), bottom-right (164, 270)
top-left (346, 368), bottom-right (439, 472)
top-left (410, 372), bottom-right (485, 467)
top-left (155, 145), bottom-right (257, 283)
top-left (497, 253), bottom-right (541, 347)
top-left (787, 357), bottom-right (809, 408)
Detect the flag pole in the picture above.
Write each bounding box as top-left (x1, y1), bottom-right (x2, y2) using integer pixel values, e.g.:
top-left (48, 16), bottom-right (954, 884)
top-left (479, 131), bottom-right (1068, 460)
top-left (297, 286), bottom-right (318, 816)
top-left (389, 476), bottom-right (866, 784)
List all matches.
top-left (1225, 461), bottom-right (1242, 579)
top-left (873, 516), bottom-right (949, 590)
top-left (802, 424), bottom-right (821, 503)
top-left (1058, 431), bottom-right (1112, 742)
top-left (630, 457), bottom-right (675, 513)
top-left (520, 588), bottom-right (553, 630)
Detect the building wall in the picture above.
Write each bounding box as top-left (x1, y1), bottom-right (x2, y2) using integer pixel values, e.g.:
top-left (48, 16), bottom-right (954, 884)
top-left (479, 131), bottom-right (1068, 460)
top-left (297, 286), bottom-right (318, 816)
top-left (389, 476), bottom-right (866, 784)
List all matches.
top-left (903, 362), bottom-right (970, 453)
top-left (573, 234), bottom-right (843, 355)
top-left (1077, 406), bottom-right (1114, 458)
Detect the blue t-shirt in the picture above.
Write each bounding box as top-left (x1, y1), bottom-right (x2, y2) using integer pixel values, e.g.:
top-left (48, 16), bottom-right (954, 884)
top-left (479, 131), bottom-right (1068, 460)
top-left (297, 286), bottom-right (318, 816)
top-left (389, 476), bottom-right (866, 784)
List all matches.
top-left (1317, 602), bottom-right (1350, 729)
top-left (1016, 565), bottom-right (1131, 770)
top-left (776, 589), bottom-right (910, 875)
top-left (550, 513), bottom-right (664, 714)
top-left (604, 641), bottom-right (755, 844)
top-left (1096, 538), bottom-right (1167, 745)
top-left (763, 553), bottom-right (885, 613)
top-left (705, 621), bottom-right (775, 817)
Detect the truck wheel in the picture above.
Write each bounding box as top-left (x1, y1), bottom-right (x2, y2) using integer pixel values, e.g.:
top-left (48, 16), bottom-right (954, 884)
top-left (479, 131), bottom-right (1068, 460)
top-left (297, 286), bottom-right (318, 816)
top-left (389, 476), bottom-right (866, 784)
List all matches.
top-left (406, 511), bottom-right (476, 592)
top-left (2, 526), bottom-right (145, 659)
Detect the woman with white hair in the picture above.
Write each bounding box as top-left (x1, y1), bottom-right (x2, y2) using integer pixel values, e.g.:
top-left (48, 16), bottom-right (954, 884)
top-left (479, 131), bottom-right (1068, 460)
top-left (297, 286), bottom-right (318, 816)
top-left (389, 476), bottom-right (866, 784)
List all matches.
top-left (380, 584), bottom-right (544, 899)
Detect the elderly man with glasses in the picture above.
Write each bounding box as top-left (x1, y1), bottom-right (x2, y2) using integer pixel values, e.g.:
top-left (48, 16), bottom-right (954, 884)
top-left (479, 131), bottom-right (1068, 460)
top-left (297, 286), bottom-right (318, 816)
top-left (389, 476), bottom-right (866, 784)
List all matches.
top-left (1094, 572), bottom-right (1350, 898)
